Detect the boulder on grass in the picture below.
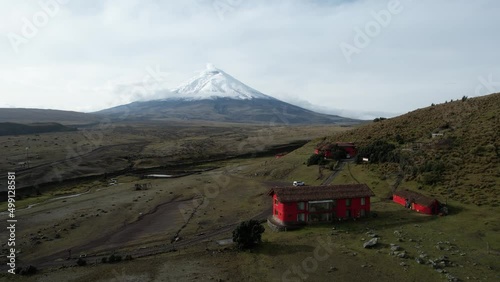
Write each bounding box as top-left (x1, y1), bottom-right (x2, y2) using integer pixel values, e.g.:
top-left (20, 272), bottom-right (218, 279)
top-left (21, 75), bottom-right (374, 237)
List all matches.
top-left (363, 237), bottom-right (379, 248)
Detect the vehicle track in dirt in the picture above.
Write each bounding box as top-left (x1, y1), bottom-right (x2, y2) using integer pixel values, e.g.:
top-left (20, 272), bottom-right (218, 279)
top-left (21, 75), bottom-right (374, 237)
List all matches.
top-left (13, 204), bottom-right (272, 271)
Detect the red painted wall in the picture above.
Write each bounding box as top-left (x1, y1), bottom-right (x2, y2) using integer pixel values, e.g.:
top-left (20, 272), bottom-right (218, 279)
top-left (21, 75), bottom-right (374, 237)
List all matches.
top-left (272, 194), bottom-right (286, 222)
top-left (272, 195), bottom-right (371, 224)
top-left (324, 150), bottom-right (333, 158)
top-left (393, 194), bottom-right (407, 206)
top-left (412, 202), bottom-right (437, 215)
top-left (393, 194), bottom-right (437, 215)
top-left (342, 147), bottom-right (357, 157)
top-left (335, 197), bottom-right (370, 218)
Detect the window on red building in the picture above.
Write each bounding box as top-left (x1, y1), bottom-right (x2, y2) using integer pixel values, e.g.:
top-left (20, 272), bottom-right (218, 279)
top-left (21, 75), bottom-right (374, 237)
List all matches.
top-left (297, 213), bottom-right (305, 222)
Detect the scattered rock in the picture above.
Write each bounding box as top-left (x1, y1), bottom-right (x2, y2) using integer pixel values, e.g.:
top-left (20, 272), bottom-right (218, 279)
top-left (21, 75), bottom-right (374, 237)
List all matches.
top-left (397, 251), bottom-right (408, 259)
top-left (429, 256), bottom-right (452, 270)
top-left (436, 269), bottom-right (445, 274)
top-left (445, 274), bottom-right (458, 282)
top-left (363, 238), bottom-right (378, 248)
top-left (390, 245), bottom-right (401, 251)
top-left (415, 257), bottom-right (425, 264)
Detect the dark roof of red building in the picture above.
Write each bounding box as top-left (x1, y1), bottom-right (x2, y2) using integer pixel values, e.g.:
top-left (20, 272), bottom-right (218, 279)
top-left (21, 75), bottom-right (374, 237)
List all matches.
top-left (393, 189), bottom-right (438, 206)
top-left (268, 184), bottom-right (375, 203)
top-left (336, 142), bottom-right (356, 147)
top-left (315, 142), bottom-right (356, 150)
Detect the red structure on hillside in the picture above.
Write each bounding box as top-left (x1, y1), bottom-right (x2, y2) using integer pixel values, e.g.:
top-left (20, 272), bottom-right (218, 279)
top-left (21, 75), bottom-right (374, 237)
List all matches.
top-left (314, 142), bottom-right (357, 159)
top-left (268, 184), bottom-right (375, 228)
top-left (393, 190), bottom-right (440, 215)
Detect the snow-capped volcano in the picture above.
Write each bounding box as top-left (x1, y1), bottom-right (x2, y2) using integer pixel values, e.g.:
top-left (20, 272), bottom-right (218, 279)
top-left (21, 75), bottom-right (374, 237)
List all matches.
top-left (96, 65), bottom-right (360, 125)
top-left (166, 64), bottom-right (275, 101)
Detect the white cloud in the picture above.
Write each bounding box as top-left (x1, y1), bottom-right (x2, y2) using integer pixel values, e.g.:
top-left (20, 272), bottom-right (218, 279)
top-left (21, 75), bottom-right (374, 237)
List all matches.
top-left (0, 0), bottom-right (499, 119)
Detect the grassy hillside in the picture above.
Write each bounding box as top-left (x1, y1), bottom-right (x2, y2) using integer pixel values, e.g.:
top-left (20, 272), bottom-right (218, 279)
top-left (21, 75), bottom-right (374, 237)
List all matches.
top-left (319, 93), bottom-right (500, 206)
top-left (0, 122), bottom-right (77, 136)
top-left (0, 108), bottom-right (100, 124)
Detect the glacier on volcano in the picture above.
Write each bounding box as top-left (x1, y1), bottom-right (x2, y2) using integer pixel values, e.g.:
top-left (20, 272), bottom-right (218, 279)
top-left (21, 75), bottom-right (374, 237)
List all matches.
top-left (161, 64), bottom-right (276, 101)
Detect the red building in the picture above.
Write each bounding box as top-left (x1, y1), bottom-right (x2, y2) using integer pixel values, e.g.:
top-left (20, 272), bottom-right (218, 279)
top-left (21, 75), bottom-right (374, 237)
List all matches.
top-left (393, 190), bottom-right (440, 215)
top-left (268, 184), bottom-right (375, 228)
top-left (314, 142), bottom-right (357, 159)
top-left (336, 142), bottom-right (357, 158)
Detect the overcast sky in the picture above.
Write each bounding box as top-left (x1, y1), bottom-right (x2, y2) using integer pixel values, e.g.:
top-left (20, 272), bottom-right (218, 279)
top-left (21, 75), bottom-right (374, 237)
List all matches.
top-left (1, 0), bottom-right (499, 119)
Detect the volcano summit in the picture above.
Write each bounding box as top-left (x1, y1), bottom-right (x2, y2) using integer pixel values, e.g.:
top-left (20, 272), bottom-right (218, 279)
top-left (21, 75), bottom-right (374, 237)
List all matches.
top-left (97, 65), bottom-right (358, 124)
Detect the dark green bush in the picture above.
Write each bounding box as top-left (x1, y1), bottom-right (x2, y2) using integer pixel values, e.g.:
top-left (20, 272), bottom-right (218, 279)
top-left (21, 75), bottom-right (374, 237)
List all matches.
top-left (76, 258), bottom-right (87, 266)
top-left (232, 220), bottom-right (265, 250)
top-left (356, 140), bottom-right (399, 164)
top-left (108, 254), bottom-right (122, 263)
top-left (307, 154), bottom-right (323, 166)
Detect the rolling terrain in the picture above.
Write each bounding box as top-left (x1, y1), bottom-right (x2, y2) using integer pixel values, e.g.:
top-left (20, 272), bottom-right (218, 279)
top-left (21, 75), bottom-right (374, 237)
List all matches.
top-left (0, 108), bottom-right (100, 125)
top-left (0, 122), bottom-right (77, 136)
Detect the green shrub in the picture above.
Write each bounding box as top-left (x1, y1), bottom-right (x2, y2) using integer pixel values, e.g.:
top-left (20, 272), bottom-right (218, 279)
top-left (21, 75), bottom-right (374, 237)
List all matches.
top-left (373, 117), bottom-right (387, 122)
top-left (356, 140), bottom-right (399, 164)
top-left (306, 154), bottom-right (323, 166)
top-left (395, 134), bottom-right (405, 144)
top-left (232, 220), bottom-right (265, 250)
top-left (108, 254), bottom-right (122, 263)
top-left (15, 265), bottom-right (38, 275)
top-left (421, 171), bottom-right (442, 185)
top-left (76, 258), bottom-right (87, 266)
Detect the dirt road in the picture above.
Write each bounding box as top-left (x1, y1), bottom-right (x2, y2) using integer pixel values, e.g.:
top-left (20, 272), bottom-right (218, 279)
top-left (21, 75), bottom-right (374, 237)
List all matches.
top-left (13, 202), bottom-right (272, 271)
